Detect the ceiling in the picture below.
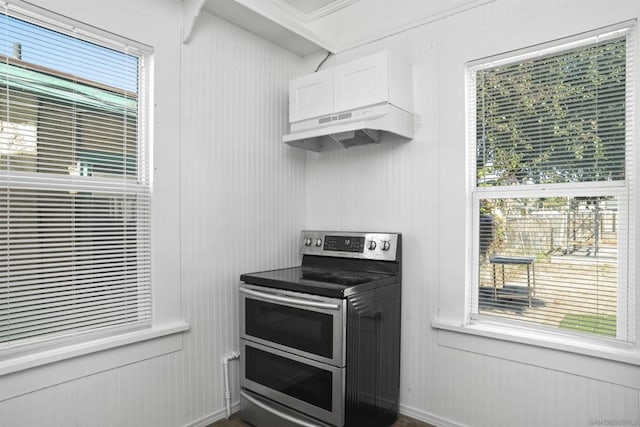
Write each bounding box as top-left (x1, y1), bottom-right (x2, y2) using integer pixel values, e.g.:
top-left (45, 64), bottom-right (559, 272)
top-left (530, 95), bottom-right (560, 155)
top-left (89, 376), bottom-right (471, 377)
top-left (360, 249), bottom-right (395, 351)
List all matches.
top-left (278, 0), bottom-right (356, 19)
top-left (186, 0), bottom-right (495, 55)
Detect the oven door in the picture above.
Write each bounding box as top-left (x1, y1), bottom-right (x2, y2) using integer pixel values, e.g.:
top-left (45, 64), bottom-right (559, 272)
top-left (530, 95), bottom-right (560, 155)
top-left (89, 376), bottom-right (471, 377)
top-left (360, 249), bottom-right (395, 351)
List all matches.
top-left (240, 340), bottom-right (344, 427)
top-left (239, 284), bottom-right (345, 366)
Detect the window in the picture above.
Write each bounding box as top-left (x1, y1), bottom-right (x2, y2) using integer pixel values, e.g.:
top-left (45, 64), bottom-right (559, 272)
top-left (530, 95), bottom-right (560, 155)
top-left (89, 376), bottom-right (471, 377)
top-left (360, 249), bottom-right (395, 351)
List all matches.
top-left (467, 24), bottom-right (635, 342)
top-left (0, 9), bottom-right (150, 351)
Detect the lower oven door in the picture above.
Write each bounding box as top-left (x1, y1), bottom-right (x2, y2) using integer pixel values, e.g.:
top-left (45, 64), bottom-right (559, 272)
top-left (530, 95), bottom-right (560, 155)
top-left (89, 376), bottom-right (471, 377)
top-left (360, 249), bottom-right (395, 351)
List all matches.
top-left (239, 284), bottom-right (345, 366)
top-left (241, 339), bottom-right (344, 427)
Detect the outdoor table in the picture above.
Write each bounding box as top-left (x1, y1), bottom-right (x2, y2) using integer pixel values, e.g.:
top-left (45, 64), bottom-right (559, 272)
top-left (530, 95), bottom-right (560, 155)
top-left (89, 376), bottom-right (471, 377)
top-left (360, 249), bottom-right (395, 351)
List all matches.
top-left (489, 255), bottom-right (536, 307)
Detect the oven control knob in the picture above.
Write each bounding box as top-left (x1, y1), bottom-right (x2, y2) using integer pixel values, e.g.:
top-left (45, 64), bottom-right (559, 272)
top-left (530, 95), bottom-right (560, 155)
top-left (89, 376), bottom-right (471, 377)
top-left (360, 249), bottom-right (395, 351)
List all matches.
top-left (381, 240), bottom-right (391, 251)
top-left (315, 238), bottom-right (323, 247)
top-left (304, 238), bottom-right (312, 247)
top-left (367, 240), bottom-right (377, 250)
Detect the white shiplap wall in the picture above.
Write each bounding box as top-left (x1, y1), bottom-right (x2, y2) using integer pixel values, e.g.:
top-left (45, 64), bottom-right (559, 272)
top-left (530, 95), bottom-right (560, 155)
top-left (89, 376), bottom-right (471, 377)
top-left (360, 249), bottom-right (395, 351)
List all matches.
top-left (179, 10), bottom-right (306, 424)
top-left (0, 5), bottom-right (306, 427)
top-left (304, 1), bottom-right (640, 426)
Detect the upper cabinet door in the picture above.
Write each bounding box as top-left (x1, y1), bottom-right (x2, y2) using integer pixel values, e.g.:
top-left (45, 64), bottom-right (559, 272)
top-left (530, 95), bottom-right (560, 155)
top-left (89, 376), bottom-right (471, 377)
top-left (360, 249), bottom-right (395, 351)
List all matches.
top-left (289, 68), bottom-right (334, 123)
top-left (333, 51), bottom-right (388, 113)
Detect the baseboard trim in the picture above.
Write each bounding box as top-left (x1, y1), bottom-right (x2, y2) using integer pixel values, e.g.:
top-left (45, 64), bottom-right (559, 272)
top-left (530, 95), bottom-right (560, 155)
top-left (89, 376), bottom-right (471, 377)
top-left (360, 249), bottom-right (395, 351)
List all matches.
top-left (183, 401), bottom-right (241, 427)
top-left (400, 403), bottom-right (466, 427)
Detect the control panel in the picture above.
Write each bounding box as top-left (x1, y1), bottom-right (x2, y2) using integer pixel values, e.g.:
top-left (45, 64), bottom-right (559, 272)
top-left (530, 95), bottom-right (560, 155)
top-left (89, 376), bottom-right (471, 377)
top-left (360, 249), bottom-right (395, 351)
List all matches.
top-left (300, 230), bottom-right (399, 261)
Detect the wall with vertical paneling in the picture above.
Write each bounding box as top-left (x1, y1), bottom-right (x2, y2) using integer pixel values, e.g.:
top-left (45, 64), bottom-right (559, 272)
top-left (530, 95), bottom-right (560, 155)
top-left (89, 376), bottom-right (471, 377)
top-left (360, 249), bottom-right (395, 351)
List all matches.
top-left (303, 1), bottom-right (640, 426)
top-left (0, 1), bottom-right (305, 426)
top-left (178, 9), bottom-right (306, 425)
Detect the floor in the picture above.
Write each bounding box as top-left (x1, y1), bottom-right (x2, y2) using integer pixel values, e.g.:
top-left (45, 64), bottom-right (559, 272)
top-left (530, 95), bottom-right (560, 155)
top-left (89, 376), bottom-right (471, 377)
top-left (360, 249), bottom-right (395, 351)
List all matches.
top-left (208, 414), bottom-right (434, 427)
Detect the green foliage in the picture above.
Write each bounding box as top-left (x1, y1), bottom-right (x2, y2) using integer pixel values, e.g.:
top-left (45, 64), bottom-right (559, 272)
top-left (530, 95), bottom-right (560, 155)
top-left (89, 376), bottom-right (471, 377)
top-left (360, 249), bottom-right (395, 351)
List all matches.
top-left (478, 200), bottom-right (505, 254)
top-left (476, 37), bottom-right (627, 186)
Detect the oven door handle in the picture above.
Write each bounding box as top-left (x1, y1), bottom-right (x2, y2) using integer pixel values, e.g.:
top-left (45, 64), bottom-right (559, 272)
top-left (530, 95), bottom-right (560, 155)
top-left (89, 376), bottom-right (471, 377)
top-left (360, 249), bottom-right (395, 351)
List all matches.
top-left (239, 287), bottom-right (341, 311)
top-left (240, 390), bottom-right (326, 427)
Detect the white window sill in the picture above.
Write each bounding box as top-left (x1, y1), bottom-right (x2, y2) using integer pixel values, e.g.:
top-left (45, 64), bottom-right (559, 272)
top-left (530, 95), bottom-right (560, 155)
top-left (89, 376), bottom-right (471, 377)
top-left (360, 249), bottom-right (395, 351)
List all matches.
top-left (432, 319), bottom-right (640, 388)
top-left (0, 321), bottom-right (189, 401)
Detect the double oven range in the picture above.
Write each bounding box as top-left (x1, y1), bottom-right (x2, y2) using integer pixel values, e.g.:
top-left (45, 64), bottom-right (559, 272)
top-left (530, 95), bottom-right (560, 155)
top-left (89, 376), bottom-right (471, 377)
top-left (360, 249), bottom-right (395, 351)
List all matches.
top-left (239, 231), bottom-right (402, 427)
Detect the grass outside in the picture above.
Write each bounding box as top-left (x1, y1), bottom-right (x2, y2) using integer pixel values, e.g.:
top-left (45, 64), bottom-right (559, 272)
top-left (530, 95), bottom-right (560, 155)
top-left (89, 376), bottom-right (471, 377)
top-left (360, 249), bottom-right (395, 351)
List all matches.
top-left (559, 313), bottom-right (616, 337)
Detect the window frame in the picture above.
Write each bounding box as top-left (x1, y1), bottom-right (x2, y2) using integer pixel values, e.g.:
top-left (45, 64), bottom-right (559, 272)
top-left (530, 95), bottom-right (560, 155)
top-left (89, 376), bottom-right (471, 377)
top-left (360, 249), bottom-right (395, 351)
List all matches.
top-left (465, 22), bottom-right (636, 344)
top-left (0, 0), bottom-right (188, 398)
top-left (0, 6), bottom-right (152, 352)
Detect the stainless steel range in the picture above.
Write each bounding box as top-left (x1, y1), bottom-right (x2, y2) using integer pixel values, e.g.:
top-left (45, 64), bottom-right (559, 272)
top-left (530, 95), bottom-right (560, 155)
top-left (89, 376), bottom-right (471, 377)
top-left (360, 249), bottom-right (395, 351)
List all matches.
top-left (239, 230), bottom-right (401, 427)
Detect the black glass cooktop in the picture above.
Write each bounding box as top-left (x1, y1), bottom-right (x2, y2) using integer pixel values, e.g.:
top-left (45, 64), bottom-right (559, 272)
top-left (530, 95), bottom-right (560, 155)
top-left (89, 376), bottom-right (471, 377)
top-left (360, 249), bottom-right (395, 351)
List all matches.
top-left (240, 266), bottom-right (397, 298)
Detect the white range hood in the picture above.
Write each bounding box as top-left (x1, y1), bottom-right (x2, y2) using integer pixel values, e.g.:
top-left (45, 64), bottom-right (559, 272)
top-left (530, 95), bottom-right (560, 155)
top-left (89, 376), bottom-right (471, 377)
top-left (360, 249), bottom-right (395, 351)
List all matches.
top-left (283, 103), bottom-right (413, 152)
top-left (283, 50), bottom-right (414, 152)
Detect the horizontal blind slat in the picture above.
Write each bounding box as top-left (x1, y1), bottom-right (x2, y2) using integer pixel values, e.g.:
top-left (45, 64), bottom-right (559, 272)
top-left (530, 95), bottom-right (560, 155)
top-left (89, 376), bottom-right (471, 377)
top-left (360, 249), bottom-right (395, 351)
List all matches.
top-left (0, 9), bottom-right (149, 347)
top-left (470, 26), bottom-right (634, 342)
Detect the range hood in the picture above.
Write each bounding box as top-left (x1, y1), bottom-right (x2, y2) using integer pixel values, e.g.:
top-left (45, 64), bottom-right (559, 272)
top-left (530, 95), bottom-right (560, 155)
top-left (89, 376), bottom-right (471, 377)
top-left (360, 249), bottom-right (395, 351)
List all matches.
top-left (283, 103), bottom-right (413, 152)
top-left (283, 50), bottom-right (414, 152)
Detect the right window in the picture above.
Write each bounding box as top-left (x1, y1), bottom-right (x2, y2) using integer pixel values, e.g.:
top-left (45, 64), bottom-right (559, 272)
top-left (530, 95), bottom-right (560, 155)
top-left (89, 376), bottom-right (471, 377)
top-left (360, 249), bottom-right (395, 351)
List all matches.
top-left (468, 24), bottom-right (635, 342)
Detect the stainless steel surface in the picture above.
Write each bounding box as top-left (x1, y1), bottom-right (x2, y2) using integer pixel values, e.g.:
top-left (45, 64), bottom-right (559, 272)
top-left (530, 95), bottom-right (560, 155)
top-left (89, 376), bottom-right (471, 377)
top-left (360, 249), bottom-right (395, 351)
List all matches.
top-left (240, 340), bottom-right (345, 426)
top-left (240, 390), bottom-right (329, 427)
top-left (239, 286), bottom-right (341, 310)
top-left (300, 230), bottom-right (400, 260)
top-left (239, 230), bottom-right (402, 427)
top-left (239, 284), bottom-right (346, 366)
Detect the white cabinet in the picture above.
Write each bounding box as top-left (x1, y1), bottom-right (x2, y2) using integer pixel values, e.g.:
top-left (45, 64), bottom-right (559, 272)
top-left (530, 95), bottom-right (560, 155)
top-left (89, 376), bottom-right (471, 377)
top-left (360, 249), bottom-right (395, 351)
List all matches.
top-left (288, 50), bottom-right (412, 123)
top-left (333, 51), bottom-right (389, 113)
top-left (288, 68), bottom-right (333, 123)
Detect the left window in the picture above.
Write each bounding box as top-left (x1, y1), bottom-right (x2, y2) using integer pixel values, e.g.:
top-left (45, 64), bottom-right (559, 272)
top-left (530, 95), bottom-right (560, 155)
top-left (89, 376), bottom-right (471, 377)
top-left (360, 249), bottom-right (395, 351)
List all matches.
top-left (0, 8), bottom-right (150, 351)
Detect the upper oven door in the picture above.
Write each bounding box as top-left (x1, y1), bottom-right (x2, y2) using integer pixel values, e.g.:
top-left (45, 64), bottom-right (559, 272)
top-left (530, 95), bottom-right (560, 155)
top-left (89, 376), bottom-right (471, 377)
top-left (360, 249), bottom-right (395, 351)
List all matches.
top-left (239, 284), bottom-right (345, 367)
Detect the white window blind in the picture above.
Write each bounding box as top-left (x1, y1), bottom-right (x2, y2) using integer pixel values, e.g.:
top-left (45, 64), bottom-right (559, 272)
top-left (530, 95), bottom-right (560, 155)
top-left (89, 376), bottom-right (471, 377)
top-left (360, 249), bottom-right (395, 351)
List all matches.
top-left (0, 8), bottom-right (151, 349)
top-left (468, 24), bottom-right (635, 342)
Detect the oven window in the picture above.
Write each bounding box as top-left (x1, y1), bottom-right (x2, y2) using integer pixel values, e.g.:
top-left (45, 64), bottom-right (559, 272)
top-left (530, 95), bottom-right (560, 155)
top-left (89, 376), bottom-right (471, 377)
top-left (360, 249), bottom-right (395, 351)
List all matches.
top-left (245, 346), bottom-right (333, 411)
top-left (245, 299), bottom-right (333, 358)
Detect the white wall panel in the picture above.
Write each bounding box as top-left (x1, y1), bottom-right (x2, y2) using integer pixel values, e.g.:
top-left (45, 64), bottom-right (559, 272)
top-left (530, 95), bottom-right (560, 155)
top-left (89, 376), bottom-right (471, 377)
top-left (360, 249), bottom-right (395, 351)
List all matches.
top-left (303, 1), bottom-right (640, 426)
top-left (178, 9), bottom-right (306, 426)
top-left (0, 5), bottom-right (305, 427)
